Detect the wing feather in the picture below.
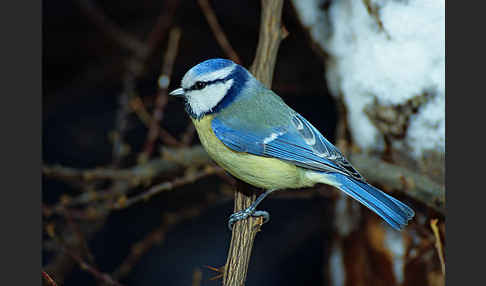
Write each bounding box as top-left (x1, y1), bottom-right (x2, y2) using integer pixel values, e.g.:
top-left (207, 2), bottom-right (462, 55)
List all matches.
top-left (211, 112), bottom-right (364, 181)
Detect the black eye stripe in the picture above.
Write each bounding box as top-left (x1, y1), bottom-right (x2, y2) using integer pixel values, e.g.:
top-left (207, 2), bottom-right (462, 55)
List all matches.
top-left (188, 78), bottom-right (229, 91)
top-left (188, 81), bottom-right (206, 91)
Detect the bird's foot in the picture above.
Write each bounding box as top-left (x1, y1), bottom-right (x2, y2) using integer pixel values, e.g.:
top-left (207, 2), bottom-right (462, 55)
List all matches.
top-left (228, 208), bottom-right (269, 230)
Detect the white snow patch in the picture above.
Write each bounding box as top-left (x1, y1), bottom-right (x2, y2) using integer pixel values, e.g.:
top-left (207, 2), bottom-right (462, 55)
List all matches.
top-left (406, 94), bottom-right (445, 158)
top-left (384, 228), bottom-right (405, 284)
top-left (334, 194), bottom-right (360, 236)
top-left (329, 242), bottom-right (345, 286)
top-left (292, 0), bottom-right (445, 158)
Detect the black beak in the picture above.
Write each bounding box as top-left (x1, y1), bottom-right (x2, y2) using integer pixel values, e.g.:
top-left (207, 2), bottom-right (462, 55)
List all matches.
top-left (169, 88), bottom-right (185, 97)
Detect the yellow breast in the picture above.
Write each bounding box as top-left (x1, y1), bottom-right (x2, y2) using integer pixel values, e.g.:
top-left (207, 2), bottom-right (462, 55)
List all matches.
top-left (192, 115), bottom-right (315, 190)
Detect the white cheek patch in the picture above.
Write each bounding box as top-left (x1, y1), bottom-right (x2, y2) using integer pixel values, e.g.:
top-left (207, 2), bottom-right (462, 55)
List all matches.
top-left (186, 79), bottom-right (234, 116)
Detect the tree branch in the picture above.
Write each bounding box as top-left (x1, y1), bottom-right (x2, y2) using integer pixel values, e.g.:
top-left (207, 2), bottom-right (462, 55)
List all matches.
top-left (223, 1), bottom-right (287, 285)
top-left (44, 144), bottom-right (444, 214)
top-left (113, 165), bottom-right (223, 209)
top-left (43, 146), bottom-right (211, 182)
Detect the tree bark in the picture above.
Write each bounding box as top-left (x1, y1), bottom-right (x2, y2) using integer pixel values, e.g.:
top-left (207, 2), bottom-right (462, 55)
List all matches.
top-left (222, 1), bottom-right (287, 285)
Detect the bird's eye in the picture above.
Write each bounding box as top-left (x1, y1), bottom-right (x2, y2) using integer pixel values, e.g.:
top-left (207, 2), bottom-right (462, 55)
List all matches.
top-left (194, 81), bottom-right (206, 90)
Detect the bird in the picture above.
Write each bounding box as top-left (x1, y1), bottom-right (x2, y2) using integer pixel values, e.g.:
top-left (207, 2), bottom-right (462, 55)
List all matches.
top-left (169, 58), bottom-right (414, 231)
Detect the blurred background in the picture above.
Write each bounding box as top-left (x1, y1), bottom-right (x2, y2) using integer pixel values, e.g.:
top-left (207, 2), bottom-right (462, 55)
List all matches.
top-left (42, 1), bottom-right (445, 286)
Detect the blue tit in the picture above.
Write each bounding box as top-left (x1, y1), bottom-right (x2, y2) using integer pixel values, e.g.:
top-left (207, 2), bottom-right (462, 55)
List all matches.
top-left (170, 58), bottom-right (414, 231)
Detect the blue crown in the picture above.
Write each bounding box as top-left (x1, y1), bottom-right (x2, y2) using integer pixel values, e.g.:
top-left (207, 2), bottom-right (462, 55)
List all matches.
top-left (190, 58), bottom-right (235, 76)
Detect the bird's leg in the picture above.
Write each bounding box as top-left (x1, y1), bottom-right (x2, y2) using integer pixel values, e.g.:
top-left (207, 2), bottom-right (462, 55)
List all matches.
top-left (228, 189), bottom-right (277, 230)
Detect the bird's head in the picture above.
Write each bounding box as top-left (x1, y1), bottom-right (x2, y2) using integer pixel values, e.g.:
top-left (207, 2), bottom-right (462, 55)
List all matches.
top-left (170, 58), bottom-right (250, 119)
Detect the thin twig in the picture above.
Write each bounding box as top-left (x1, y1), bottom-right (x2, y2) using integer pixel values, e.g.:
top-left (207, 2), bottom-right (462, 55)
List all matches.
top-left (130, 96), bottom-right (181, 146)
top-left (74, 0), bottom-right (146, 54)
top-left (43, 165), bottom-right (139, 182)
top-left (141, 27), bottom-right (183, 159)
top-left (206, 265), bottom-right (225, 280)
top-left (42, 271), bottom-right (58, 286)
top-left (111, 0), bottom-right (180, 166)
top-left (43, 213), bottom-right (108, 284)
top-left (129, 96), bottom-right (153, 127)
top-left (44, 147), bottom-right (213, 215)
top-left (430, 218), bottom-right (445, 275)
top-left (44, 145), bottom-right (444, 213)
top-left (181, 124), bottom-right (197, 146)
top-left (63, 209), bottom-right (97, 265)
top-left (112, 223), bottom-right (169, 280)
top-left (113, 165), bottom-right (223, 209)
top-left (43, 146), bottom-right (211, 182)
top-left (45, 221), bottom-right (123, 286)
top-left (73, 0), bottom-right (181, 165)
top-left (129, 95), bottom-right (180, 147)
top-left (223, 1), bottom-right (287, 285)
top-left (65, 248), bottom-right (125, 286)
top-left (192, 268), bottom-right (203, 286)
top-left (112, 192), bottom-right (227, 280)
top-left (198, 0), bottom-right (241, 64)
top-left (142, 0), bottom-right (180, 60)
top-left (112, 72), bottom-right (135, 166)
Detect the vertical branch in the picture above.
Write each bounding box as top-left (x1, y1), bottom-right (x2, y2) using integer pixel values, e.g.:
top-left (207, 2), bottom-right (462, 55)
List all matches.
top-left (250, 0), bottom-right (288, 88)
top-left (223, 1), bottom-right (287, 285)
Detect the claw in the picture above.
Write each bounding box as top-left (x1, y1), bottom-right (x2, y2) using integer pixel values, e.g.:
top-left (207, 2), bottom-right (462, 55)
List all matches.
top-left (227, 208), bottom-right (270, 230)
top-left (251, 210), bottom-right (269, 223)
top-left (227, 189), bottom-right (277, 230)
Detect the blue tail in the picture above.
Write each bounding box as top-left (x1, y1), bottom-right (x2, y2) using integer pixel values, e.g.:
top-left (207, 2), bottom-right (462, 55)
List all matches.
top-left (332, 173), bottom-right (415, 230)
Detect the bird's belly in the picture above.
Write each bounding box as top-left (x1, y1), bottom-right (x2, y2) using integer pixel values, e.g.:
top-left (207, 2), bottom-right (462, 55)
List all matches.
top-left (192, 116), bottom-right (313, 190)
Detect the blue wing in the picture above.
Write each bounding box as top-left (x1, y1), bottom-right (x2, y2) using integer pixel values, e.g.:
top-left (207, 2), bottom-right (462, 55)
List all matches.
top-left (212, 110), bottom-right (415, 230)
top-left (211, 112), bottom-right (364, 181)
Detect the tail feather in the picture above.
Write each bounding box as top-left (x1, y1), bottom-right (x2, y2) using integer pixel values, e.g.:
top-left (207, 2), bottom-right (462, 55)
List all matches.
top-left (331, 173), bottom-right (415, 230)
